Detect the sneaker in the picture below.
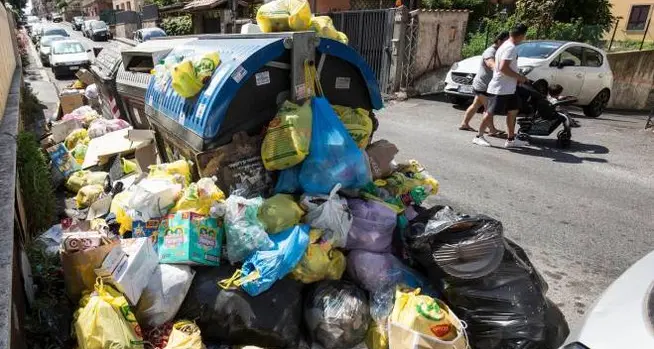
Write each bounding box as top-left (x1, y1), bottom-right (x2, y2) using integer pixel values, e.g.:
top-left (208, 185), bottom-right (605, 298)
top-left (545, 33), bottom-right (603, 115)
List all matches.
top-left (504, 138), bottom-right (529, 148)
top-left (472, 136), bottom-right (491, 147)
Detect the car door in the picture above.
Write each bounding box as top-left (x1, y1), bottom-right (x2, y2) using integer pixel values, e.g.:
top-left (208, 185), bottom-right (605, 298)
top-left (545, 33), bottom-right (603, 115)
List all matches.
top-left (552, 45), bottom-right (585, 98)
top-left (577, 47), bottom-right (605, 105)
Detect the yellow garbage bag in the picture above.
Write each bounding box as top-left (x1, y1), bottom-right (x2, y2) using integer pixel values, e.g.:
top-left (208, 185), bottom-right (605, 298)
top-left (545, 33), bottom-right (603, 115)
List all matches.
top-left (65, 128), bottom-right (90, 150)
top-left (163, 320), bottom-right (205, 349)
top-left (76, 184), bottom-right (105, 209)
top-left (171, 52), bottom-right (221, 98)
top-left (309, 16), bottom-right (349, 44)
top-left (72, 143), bottom-right (88, 165)
top-left (256, 0), bottom-right (312, 33)
top-left (170, 177), bottom-right (225, 216)
top-left (261, 100), bottom-right (312, 171)
top-left (74, 281), bottom-right (144, 349)
top-left (257, 194), bottom-right (304, 234)
top-left (66, 170), bottom-right (108, 193)
top-left (291, 229), bottom-right (346, 283)
top-left (395, 160), bottom-right (439, 195)
top-left (365, 319), bottom-right (389, 349)
top-left (333, 105), bottom-right (373, 149)
top-left (389, 288), bottom-right (468, 349)
top-left (149, 160), bottom-right (193, 186)
top-left (122, 158), bottom-right (138, 175)
top-left (110, 191), bottom-right (132, 235)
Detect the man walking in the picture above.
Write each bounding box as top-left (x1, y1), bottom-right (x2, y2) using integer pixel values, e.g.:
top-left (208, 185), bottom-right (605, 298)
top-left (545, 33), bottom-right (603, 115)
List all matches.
top-left (473, 23), bottom-right (529, 148)
top-left (459, 31), bottom-right (509, 136)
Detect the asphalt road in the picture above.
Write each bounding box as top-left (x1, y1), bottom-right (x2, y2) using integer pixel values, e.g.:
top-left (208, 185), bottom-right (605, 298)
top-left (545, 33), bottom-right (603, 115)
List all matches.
top-left (376, 98), bottom-right (654, 326)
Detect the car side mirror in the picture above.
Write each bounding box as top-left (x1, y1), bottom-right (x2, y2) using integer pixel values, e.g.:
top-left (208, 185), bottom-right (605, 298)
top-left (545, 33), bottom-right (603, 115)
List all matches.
top-left (558, 59), bottom-right (576, 69)
top-left (87, 49), bottom-right (92, 52)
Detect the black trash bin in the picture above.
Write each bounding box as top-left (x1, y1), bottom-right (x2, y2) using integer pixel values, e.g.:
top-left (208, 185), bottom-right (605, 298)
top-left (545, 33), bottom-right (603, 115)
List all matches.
top-left (89, 41), bottom-right (133, 121)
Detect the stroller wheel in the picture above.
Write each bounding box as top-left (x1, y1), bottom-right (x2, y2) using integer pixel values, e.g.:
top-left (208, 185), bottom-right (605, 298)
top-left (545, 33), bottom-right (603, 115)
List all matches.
top-left (557, 130), bottom-right (571, 148)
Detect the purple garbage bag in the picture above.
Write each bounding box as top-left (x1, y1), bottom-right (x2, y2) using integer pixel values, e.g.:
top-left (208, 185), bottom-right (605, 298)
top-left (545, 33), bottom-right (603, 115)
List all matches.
top-left (345, 199), bottom-right (396, 252)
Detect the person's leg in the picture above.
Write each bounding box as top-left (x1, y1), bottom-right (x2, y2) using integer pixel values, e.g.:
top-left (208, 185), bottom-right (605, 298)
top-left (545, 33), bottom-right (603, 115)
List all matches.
top-left (504, 94), bottom-right (528, 148)
top-left (460, 95), bottom-right (483, 130)
top-left (506, 108), bottom-right (518, 139)
top-left (477, 111), bottom-right (493, 137)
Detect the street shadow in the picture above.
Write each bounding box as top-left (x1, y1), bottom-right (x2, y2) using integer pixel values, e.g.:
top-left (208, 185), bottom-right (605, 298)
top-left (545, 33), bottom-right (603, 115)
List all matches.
top-left (507, 137), bottom-right (609, 164)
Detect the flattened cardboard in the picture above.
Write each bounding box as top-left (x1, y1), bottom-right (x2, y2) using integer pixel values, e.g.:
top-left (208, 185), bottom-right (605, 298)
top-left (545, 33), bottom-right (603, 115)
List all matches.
top-left (76, 68), bottom-right (95, 86)
top-left (82, 128), bottom-right (153, 169)
top-left (51, 119), bottom-right (84, 144)
top-left (59, 90), bottom-right (85, 115)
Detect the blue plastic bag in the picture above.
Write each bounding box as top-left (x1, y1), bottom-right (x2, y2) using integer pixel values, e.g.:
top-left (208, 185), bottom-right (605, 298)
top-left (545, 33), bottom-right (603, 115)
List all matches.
top-left (222, 224), bottom-right (310, 296)
top-left (299, 97), bottom-right (371, 194)
top-left (275, 165), bottom-right (302, 194)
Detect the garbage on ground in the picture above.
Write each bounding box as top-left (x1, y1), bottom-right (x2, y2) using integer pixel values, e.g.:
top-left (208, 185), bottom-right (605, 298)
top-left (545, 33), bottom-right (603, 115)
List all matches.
top-left (136, 264), bottom-right (195, 329)
top-left (170, 177), bottom-right (226, 216)
top-left (59, 89), bottom-right (85, 114)
top-left (223, 195), bottom-right (273, 264)
top-left (346, 198), bottom-right (397, 252)
top-left (158, 212), bottom-right (223, 266)
top-left (333, 105), bottom-right (373, 149)
top-left (290, 228), bottom-right (346, 283)
top-left (367, 140), bottom-right (399, 180)
top-left (300, 184), bottom-right (352, 248)
top-left (257, 194), bottom-right (304, 234)
top-left (87, 118), bottom-right (130, 138)
top-left (47, 143), bottom-right (80, 177)
top-left (164, 320), bottom-right (205, 349)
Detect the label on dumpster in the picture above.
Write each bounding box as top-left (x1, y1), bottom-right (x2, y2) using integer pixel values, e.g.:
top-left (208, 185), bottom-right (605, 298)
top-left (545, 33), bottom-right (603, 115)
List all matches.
top-left (231, 65), bottom-right (247, 83)
top-left (255, 71), bottom-right (271, 86)
top-left (335, 77), bottom-right (351, 89)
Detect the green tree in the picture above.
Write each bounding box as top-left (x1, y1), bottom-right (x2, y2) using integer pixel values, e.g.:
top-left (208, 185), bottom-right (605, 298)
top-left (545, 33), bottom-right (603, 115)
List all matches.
top-left (554, 0), bottom-right (614, 32)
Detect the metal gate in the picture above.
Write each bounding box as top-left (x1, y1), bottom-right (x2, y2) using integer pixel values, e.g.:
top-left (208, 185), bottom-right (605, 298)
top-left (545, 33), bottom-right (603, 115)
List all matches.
top-left (327, 9), bottom-right (396, 94)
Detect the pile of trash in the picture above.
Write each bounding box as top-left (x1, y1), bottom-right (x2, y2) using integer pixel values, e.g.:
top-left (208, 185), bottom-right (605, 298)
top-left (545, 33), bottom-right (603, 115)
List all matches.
top-left (34, 53), bottom-right (570, 349)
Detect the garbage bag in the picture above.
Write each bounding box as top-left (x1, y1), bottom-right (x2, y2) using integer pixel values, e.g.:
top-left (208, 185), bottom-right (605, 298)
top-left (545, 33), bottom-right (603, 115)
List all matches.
top-left (300, 184), bottom-right (352, 248)
top-left (256, 0), bottom-right (311, 33)
top-left (149, 160), bottom-right (193, 186)
top-left (300, 97), bottom-right (371, 194)
top-left (136, 264), bottom-right (195, 328)
top-left (76, 184), bottom-right (105, 209)
top-left (365, 320), bottom-right (388, 349)
top-left (332, 105), bottom-right (372, 148)
top-left (388, 288), bottom-right (467, 349)
top-left (87, 118), bottom-right (130, 139)
top-left (110, 191), bottom-right (133, 235)
top-left (170, 178), bottom-right (226, 216)
top-left (74, 281), bottom-right (144, 349)
top-left (346, 199), bottom-right (396, 252)
top-left (275, 165), bottom-right (302, 194)
top-left (224, 195), bottom-right (274, 264)
top-left (178, 266), bottom-right (303, 348)
top-left (163, 321), bottom-right (205, 349)
top-left (220, 224), bottom-right (310, 296)
top-left (258, 194), bottom-right (304, 234)
top-left (262, 100), bottom-right (312, 171)
top-left (66, 170), bottom-right (109, 193)
top-left (171, 52), bottom-right (221, 99)
top-left (72, 143), bottom-right (88, 165)
top-left (366, 140), bottom-right (398, 180)
top-left (65, 128), bottom-right (90, 150)
top-left (291, 228), bottom-right (346, 283)
top-left (309, 16), bottom-right (348, 44)
top-left (85, 83), bottom-right (98, 99)
top-left (304, 280), bottom-right (370, 349)
top-left (127, 178), bottom-right (183, 223)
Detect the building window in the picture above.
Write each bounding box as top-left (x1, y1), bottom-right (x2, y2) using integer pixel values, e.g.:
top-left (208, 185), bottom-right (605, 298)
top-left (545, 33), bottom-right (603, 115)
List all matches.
top-left (627, 5), bottom-right (651, 31)
top-left (127, 2), bottom-right (131, 10)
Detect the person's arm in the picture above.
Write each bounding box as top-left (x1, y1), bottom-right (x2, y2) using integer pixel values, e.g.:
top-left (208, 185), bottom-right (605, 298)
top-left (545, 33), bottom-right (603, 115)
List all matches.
top-left (499, 59), bottom-right (527, 83)
top-left (484, 58), bottom-right (496, 70)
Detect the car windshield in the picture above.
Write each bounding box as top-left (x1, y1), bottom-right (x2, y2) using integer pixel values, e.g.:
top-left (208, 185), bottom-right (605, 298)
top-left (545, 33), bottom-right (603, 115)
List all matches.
top-left (517, 41), bottom-right (564, 59)
top-left (143, 29), bottom-right (166, 40)
top-left (41, 36), bottom-right (65, 47)
top-left (91, 21), bottom-right (107, 29)
top-left (44, 28), bottom-right (69, 37)
top-left (53, 42), bottom-right (85, 55)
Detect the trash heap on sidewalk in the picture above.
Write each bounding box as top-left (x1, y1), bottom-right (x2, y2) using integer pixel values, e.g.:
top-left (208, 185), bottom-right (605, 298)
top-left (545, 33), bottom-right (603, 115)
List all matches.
top-left (31, 12), bottom-right (570, 349)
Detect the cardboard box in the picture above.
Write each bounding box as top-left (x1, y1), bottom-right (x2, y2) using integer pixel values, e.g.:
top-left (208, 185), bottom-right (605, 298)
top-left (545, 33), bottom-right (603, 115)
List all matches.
top-left (82, 128), bottom-right (157, 170)
top-left (61, 231), bottom-right (105, 252)
top-left (51, 119), bottom-right (84, 144)
top-left (59, 90), bottom-right (85, 115)
top-left (95, 237), bottom-right (158, 305)
top-left (158, 212), bottom-right (223, 266)
top-left (76, 68), bottom-right (95, 86)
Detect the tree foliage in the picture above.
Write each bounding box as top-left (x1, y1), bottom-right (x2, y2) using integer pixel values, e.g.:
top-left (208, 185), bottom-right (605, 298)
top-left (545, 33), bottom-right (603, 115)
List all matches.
top-left (160, 15), bottom-right (192, 35)
top-left (515, 0), bottom-right (614, 33)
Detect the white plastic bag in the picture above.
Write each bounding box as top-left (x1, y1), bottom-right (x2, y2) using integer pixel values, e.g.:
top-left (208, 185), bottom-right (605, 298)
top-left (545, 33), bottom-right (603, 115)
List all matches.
top-left (36, 224), bottom-right (63, 256)
top-left (136, 264), bottom-right (195, 328)
top-left (127, 178), bottom-right (183, 223)
top-left (224, 195), bottom-right (274, 264)
top-left (300, 184), bottom-right (352, 248)
top-left (84, 83), bottom-right (98, 99)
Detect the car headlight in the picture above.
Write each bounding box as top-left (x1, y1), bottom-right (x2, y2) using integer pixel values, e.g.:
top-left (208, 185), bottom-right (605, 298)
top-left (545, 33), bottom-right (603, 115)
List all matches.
top-left (561, 342), bottom-right (590, 349)
top-left (520, 66), bottom-right (534, 75)
top-left (451, 62), bottom-right (459, 71)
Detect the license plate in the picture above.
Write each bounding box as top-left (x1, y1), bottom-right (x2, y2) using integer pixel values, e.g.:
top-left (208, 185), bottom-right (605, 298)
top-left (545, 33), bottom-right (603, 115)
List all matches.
top-left (69, 66), bottom-right (79, 70)
top-left (459, 85), bottom-right (473, 94)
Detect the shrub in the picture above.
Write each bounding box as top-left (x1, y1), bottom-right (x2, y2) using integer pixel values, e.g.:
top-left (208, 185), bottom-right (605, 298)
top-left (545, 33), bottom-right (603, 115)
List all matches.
top-left (161, 15), bottom-right (193, 36)
top-left (21, 85), bottom-right (43, 130)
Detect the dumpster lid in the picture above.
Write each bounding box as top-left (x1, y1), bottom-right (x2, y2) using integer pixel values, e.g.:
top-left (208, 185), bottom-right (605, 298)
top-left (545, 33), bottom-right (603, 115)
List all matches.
top-left (91, 42), bottom-right (132, 81)
top-left (121, 38), bottom-right (199, 71)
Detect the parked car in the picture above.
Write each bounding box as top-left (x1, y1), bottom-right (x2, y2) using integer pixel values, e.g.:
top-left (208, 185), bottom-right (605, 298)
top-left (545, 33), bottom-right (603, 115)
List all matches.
top-left (82, 20), bottom-right (95, 37)
top-left (133, 27), bottom-right (167, 43)
top-left (38, 35), bottom-right (66, 66)
top-left (72, 16), bottom-right (84, 30)
top-left (50, 40), bottom-right (91, 79)
top-left (31, 24), bottom-right (44, 43)
top-left (41, 27), bottom-right (69, 39)
top-left (52, 13), bottom-right (63, 23)
top-left (559, 250), bottom-right (654, 349)
top-left (24, 15), bottom-right (40, 34)
top-left (88, 20), bottom-right (109, 41)
top-left (444, 41), bottom-right (613, 117)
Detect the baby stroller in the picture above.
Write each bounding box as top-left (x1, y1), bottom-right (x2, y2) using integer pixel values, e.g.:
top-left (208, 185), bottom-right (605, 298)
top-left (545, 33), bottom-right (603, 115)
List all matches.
top-left (516, 84), bottom-right (576, 148)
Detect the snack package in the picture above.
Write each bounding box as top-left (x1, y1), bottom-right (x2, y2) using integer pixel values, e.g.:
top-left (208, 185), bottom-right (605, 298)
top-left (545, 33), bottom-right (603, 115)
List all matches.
top-left (261, 100), bottom-right (312, 171)
top-left (170, 178), bottom-right (226, 216)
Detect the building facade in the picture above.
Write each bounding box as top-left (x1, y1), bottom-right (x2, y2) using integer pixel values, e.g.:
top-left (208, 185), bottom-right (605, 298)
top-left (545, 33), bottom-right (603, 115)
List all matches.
top-left (112, 0), bottom-right (144, 11)
top-left (607, 0), bottom-right (654, 42)
top-left (82, 0), bottom-right (113, 18)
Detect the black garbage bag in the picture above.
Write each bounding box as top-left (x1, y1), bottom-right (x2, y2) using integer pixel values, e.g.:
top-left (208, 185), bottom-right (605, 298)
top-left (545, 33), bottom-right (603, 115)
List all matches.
top-left (178, 266), bottom-right (303, 348)
top-left (304, 280), bottom-right (370, 349)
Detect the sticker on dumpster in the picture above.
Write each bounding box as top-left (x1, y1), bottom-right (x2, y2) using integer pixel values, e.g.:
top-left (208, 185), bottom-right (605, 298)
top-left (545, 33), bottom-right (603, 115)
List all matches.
top-left (232, 65), bottom-right (248, 83)
top-left (179, 111), bottom-right (186, 125)
top-left (335, 77), bottom-right (351, 89)
top-left (295, 83), bottom-right (307, 99)
top-left (196, 103), bottom-right (207, 119)
top-left (255, 71), bottom-right (271, 86)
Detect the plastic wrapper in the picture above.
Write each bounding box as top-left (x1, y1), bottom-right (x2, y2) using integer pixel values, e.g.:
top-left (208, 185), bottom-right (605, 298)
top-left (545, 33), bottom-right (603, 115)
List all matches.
top-left (74, 281), bottom-right (144, 349)
top-left (224, 195), bottom-right (273, 264)
top-left (47, 143), bottom-right (80, 178)
top-left (62, 106), bottom-right (100, 127)
top-left (36, 224), bottom-right (63, 256)
top-left (291, 228), bottom-right (346, 283)
top-left (309, 16), bottom-right (348, 44)
top-left (110, 191), bottom-right (132, 235)
top-left (127, 178), bottom-right (183, 223)
top-left (275, 165), bottom-right (302, 194)
top-left (299, 97), bottom-right (371, 194)
top-left (332, 105), bottom-right (371, 148)
top-left (262, 100), bottom-right (312, 171)
top-left (84, 83), bottom-right (98, 99)
top-left (149, 160), bottom-right (193, 186)
top-left (135, 265), bottom-right (195, 328)
top-left (71, 143), bottom-right (88, 165)
top-left (256, 0), bottom-right (311, 32)
top-left (66, 170), bottom-right (109, 193)
top-left (170, 178), bottom-right (226, 216)
top-left (163, 321), bottom-right (204, 349)
top-left (65, 128), bottom-right (90, 150)
top-left (76, 184), bottom-right (105, 209)
top-left (304, 280), bottom-right (370, 349)
top-left (366, 140), bottom-right (398, 180)
top-left (171, 52), bottom-right (221, 98)
top-left (87, 118), bottom-right (131, 139)
top-left (345, 199), bottom-right (396, 252)
top-left (258, 194), bottom-right (304, 234)
top-left (365, 320), bottom-right (388, 349)
top-left (221, 224), bottom-right (310, 296)
top-left (177, 266), bottom-right (303, 348)
top-left (300, 184), bottom-right (352, 248)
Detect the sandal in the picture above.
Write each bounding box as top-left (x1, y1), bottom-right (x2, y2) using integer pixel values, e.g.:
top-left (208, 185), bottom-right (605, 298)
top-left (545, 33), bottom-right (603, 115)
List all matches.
top-left (459, 125), bottom-right (477, 132)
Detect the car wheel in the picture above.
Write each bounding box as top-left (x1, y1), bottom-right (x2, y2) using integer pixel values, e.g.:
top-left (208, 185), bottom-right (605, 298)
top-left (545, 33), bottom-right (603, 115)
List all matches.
top-left (583, 89), bottom-right (610, 118)
top-left (533, 80), bottom-right (548, 96)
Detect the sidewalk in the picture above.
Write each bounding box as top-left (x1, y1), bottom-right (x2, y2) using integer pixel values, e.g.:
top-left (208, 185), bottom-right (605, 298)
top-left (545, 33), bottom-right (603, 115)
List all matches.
top-left (23, 30), bottom-right (60, 124)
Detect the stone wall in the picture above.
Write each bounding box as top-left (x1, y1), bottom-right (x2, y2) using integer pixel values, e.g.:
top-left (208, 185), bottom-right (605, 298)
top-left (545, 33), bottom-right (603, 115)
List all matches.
top-left (115, 22), bottom-right (138, 38)
top-left (606, 50), bottom-right (654, 110)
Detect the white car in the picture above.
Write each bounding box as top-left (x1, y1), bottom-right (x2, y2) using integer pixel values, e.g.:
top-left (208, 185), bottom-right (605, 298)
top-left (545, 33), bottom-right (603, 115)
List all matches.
top-left (50, 40), bottom-right (91, 79)
top-left (444, 41), bottom-right (613, 117)
top-left (38, 35), bottom-right (66, 66)
top-left (560, 250), bottom-right (654, 349)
